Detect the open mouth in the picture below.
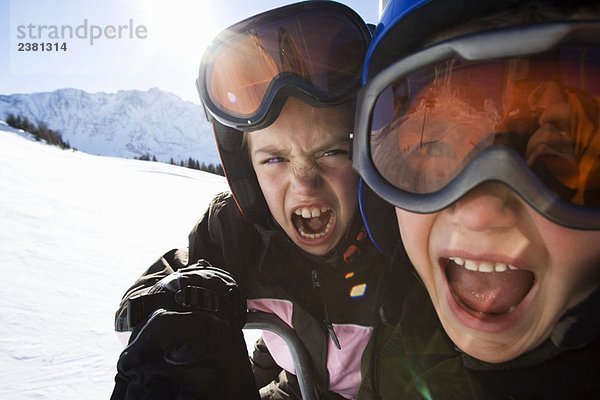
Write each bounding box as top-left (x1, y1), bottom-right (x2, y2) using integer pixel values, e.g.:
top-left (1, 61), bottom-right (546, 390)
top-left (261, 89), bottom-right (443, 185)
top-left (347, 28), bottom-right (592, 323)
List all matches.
top-left (443, 257), bottom-right (535, 316)
top-left (292, 206), bottom-right (335, 240)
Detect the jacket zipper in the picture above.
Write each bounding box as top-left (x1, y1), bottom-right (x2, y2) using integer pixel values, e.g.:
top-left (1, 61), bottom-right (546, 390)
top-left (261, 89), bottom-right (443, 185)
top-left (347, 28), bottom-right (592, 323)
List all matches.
top-left (311, 267), bottom-right (342, 350)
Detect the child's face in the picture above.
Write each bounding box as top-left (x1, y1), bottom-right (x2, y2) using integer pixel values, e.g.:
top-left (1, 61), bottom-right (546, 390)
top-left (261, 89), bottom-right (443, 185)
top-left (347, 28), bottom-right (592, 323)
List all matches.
top-left (395, 187), bottom-right (600, 363)
top-left (248, 98), bottom-right (358, 256)
top-left (382, 54), bottom-right (600, 362)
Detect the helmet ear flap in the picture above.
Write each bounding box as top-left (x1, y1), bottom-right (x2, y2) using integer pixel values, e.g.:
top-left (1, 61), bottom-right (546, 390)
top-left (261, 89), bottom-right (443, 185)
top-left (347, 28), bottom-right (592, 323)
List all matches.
top-left (212, 121), bottom-right (270, 223)
top-left (358, 178), bottom-right (401, 256)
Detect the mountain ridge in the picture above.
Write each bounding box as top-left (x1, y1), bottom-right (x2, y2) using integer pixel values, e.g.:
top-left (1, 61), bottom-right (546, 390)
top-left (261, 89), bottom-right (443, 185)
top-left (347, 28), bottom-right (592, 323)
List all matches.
top-left (0, 87), bottom-right (220, 164)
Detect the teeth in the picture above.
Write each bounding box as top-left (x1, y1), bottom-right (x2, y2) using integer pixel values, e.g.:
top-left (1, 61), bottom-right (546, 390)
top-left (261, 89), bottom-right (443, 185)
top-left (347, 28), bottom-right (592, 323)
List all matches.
top-left (449, 257), bottom-right (518, 273)
top-left (296, 217), bottom-right (334, 239)
top-left (293, 208), bottom-right (335, 240)
top-left (452, 257), bottom-right (465, 266)
top-left (495, 263), bottom-right (507, 272)
top-left (478, 262), bottom-right (494, 273)
top-left (294, 206), bottom-right (329, 218)
top-left (464, 260), bottom-right (478, 271)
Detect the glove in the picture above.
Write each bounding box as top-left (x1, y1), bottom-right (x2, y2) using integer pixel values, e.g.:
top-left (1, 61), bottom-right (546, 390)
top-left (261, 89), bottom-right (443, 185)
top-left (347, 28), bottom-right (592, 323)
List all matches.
top-left (111, 261), bottom-right (259, 400)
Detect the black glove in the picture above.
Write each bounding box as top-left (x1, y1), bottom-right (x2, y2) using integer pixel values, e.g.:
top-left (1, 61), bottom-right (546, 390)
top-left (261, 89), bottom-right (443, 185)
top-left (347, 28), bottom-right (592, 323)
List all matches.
top-left (111, 261), bottom-right (259, 400)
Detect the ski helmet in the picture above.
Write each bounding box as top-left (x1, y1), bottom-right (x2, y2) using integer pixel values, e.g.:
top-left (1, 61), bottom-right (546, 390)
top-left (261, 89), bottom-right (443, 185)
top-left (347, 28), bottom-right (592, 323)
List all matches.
top-left (198, 1), bottom-right (372, 223)
top-left (358, 0), bottom-right (523, 250)
top-left (356, 0), bottom-right (600, 241)
top-left (366, 0), bottom-right (526, 82)
top-left (211, 120), bottom-right (269, 223)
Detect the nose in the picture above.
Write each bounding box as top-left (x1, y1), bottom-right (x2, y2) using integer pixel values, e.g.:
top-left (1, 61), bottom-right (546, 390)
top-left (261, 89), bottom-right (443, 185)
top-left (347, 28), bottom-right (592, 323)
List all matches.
top-left (447, 182), bottom-right (520, 231)
top-left (290, 162), bottom-right (321, 195)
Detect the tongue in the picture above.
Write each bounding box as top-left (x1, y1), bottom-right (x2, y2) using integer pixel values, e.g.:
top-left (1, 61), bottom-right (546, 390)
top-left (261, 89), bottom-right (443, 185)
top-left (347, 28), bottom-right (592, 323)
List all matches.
top-left (299, 211), bottom-right (331, 234)
top-left (446, 262), bottom-right (534, 314)
top-left (309, 217), bottom-right (324, 231)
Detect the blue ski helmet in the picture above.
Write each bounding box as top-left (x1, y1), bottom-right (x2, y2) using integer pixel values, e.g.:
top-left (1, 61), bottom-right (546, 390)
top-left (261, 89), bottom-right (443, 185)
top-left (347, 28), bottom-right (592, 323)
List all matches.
top-left (359, 0), bottom-right (519, 251)
top-left (357, 0), bottom-right (600, 250)
top-left (364, 0), bottom-right (525, 82)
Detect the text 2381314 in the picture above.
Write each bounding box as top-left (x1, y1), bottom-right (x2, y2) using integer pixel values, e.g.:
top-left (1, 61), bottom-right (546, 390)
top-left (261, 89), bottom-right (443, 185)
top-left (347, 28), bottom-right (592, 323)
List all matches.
top-left (18, 42), bottom-right (67, 52)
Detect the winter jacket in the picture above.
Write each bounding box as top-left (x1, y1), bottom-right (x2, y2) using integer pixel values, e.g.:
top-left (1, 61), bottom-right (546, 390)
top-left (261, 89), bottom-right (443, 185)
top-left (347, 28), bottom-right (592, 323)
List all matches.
top-left (357, 245), bottom-right (600, 400)
top-left (115, 191), bottom-right (386, 399)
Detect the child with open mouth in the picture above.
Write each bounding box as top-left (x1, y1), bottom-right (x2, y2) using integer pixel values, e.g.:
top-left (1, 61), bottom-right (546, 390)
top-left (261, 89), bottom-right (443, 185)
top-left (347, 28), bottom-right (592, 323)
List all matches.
top-left (353, 0), bottom-right (600, 398)
top-left (111, 3), bottom-right (390, 400)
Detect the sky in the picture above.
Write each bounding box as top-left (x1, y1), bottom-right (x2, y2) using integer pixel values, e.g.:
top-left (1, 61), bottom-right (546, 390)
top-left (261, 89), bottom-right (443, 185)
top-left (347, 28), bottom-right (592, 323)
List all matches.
top-left (1, 0), bottom-right (381, 104)
top-left (0, 122), bottom-right (269, 399)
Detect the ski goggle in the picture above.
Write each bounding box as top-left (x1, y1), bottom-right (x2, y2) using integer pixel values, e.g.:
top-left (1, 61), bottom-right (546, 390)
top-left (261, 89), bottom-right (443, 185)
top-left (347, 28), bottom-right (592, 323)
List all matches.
top-left (197, 0), bottom-right (371, 131)
top-left (353, 22), bottom-right (600, 229)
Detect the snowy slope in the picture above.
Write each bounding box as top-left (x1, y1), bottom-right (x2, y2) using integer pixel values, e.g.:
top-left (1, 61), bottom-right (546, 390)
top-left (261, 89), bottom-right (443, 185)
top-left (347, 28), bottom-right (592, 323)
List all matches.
top-left (0, 124), bottom-right (259, 399)
top-left (0, 88), bottom-right (220, 165)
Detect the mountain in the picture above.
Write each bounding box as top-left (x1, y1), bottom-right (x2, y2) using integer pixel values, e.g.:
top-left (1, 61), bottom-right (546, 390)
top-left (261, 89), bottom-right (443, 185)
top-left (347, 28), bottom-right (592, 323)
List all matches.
top-left (0, 88), bottom-right (220, 165)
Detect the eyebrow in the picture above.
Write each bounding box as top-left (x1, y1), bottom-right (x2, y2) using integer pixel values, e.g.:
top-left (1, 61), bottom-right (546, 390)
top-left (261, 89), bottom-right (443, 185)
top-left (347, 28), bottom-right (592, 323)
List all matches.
top-left (252, 137), bottom-right (351, 158)
top-left (252, 145), bottom-right (287, 157)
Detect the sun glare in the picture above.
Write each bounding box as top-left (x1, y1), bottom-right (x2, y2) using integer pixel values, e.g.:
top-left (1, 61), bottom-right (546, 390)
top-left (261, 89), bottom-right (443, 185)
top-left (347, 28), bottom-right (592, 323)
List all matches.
top-left (136, 0), bottom-right (219, 60)
top-left (119, 0), bottom-right (224, 101)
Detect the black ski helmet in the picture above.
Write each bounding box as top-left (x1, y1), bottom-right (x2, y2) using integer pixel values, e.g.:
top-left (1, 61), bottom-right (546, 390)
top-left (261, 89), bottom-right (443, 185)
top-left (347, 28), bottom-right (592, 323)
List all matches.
top-left (212, 120), bottom-right (270, 223)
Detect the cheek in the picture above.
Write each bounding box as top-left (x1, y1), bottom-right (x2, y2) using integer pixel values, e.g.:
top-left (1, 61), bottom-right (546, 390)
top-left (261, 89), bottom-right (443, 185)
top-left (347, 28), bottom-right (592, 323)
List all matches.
top-left (395, 209), bottom-right (436, 277)
top-left (536, 217), bottom-right (600, 296)
top-left (321, 163), bottom-right (358, 207)
top-left (254, 168), bottom-right (286, 218)
top-left (336, 168), bottom-right (359, 209)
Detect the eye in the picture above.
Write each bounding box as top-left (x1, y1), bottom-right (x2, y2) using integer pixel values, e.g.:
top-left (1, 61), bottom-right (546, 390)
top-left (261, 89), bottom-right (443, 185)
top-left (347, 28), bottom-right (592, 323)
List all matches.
top-left (259, 156), bottom-right (287, 165)
top-left (322, 149), bottom-right (349, 158)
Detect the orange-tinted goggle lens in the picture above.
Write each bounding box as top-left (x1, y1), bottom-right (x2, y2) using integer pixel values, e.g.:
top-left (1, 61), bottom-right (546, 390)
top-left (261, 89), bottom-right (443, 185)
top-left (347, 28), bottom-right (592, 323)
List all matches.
top-left (370, 45), bottom-right (600, 207)
top-left (204, 8), bottom-right (368, 118)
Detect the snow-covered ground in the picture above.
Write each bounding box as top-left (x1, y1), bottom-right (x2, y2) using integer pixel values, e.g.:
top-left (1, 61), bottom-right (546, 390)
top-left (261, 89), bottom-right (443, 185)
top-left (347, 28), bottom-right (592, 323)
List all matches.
top-left (0, 123), bottom-right (260, 399)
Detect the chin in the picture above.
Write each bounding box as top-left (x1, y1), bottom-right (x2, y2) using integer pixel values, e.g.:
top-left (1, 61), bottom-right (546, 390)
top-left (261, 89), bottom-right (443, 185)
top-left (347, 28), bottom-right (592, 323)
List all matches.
top-left (442, 315), bottom-right (542, 364)
top-left (294, 238), bottom-right (336, 256)
top-left (461, 343), bottom-right (531, 364)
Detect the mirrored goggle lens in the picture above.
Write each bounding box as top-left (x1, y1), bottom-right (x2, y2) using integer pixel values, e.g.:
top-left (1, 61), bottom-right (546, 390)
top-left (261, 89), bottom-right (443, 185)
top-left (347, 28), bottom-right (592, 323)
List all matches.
top-left (205, 9), bottom-right (367, 118)
top-left (370, 45), bottom-right (600, 207)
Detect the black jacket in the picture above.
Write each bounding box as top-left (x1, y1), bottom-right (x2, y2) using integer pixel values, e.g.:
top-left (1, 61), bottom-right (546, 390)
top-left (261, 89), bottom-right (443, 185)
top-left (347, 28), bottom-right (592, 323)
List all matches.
top-left (115, 191), bottom-right (386, 399)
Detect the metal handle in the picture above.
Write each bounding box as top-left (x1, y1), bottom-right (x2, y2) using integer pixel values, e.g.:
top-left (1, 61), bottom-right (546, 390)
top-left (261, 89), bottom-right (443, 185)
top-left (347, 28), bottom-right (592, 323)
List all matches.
top-left (245, 311), bottom-right (319, 400)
